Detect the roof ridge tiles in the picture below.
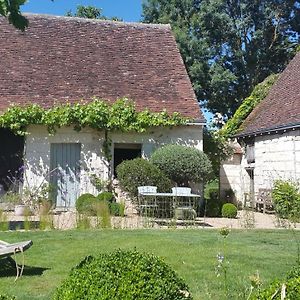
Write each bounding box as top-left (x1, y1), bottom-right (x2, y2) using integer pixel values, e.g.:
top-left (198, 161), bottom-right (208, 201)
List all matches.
top-left (22, 13), bottom-right (172, 30)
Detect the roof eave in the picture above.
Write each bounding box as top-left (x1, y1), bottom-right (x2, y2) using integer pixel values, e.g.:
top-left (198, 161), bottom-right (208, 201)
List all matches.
top-left (235, 122), bottom-right (300, 139)
top-left (187, 118), bottom-right (206, 126)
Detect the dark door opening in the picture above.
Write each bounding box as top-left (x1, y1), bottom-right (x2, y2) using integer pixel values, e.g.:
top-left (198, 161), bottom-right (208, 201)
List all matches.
top-left (0, 129), bottom-right (24, 192)
top-left (113, 143), bottom-right (142, 176)
top-left (245, 167), bottom-right (255, 207)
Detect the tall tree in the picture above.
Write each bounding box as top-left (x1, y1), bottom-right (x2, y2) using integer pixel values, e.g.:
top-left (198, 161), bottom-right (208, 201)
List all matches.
top-left (66, 5), bottom-right (122, 21)
top-left (143, 0), bottom-right (300, 117)
top-left (0, 0), bottom-right (28, 30)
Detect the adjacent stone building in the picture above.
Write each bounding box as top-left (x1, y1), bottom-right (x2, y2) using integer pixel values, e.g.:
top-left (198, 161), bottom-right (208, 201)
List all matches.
top-left (0, 15), bottom-right (204, 208)
top-left (220, 52), bottom-right (300, 206)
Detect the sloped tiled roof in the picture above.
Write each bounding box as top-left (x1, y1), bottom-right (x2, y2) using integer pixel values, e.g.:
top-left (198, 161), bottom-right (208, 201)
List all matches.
top-left (0, 14), bottom-right (204, 122)
top-left (237, 52), bottom-right (300, 136)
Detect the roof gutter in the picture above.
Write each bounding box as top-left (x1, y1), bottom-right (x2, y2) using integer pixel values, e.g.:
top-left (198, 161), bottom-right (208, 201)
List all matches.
top-left (235, 122), bottom-right (300, 139)
top-left (187, 121), bottom-right (206, 126)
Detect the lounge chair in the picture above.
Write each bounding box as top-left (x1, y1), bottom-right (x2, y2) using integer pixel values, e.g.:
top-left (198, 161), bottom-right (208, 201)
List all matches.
top-left (0, 240), bottom-right (33, 280)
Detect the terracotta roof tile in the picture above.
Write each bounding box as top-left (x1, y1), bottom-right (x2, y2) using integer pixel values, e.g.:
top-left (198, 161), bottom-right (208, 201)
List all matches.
top-left (238, 52), bottom-right (300, 136)
top-left (0, 14), bottom-right (204, 122)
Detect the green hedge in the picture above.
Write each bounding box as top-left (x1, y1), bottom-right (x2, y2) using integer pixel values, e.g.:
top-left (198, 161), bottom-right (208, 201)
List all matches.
top-left (53, 249), bottom-right (192, 300)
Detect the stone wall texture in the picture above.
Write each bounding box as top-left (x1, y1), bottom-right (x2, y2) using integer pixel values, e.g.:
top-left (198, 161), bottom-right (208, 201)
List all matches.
top-left (24, 125), bottom-right (203, 206)
top-left (220, 130), bottom-right (300, 205)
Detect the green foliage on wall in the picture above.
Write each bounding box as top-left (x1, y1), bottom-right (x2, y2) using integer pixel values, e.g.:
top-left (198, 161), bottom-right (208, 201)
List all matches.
top-left (0, 98), bottom-right (187, 135)
top-left (220, 74), bottom-right (280, 138)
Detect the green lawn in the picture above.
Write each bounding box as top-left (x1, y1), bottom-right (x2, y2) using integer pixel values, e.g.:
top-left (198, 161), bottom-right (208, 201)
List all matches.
top-left (0, 229), bottom-right (299, 300)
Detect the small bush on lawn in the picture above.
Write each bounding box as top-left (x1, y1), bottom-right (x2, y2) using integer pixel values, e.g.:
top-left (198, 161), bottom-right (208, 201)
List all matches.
top-left (75, 193), bottom-right (97, 215)
top-left (272, 180), bottom-right (300, 221)
top-left (150, 144), bottom-right (212, 186)
top-left (53, 249), bottom-right (192, 300)
top-left (116, 158), bottom-right (172, 198)
top-left (221, 203), bottom-right (237, 218)
top-left (252, 265), bottom-right (300, 299)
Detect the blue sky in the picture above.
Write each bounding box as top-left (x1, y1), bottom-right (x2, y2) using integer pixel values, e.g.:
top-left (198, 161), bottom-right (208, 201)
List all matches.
top-left (22, 0), bottom-right (143, 22)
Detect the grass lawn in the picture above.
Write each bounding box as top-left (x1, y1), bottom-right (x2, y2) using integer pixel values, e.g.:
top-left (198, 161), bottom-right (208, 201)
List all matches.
top-left (0, 229), bottom-right (299, 300)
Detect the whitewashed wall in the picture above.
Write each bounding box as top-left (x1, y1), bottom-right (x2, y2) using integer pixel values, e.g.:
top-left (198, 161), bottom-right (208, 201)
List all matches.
top-left (250, 129), bottom-right (300, 190)
top-left (219, 152), bottom-right (243, 204)
top-left (220, 129), bottom-right (300, 204)
top-left (24, 124), bottom-right (203, 198)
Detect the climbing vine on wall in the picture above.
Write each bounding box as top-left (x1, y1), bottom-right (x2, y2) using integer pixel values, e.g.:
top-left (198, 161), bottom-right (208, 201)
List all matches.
top-left (0, 98), bottom-right (188, 135)
top-left (220, 73), bottom-right (280, 138)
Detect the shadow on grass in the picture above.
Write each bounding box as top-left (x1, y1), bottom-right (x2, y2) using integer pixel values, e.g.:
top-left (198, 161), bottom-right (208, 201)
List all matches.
top-left (0, 259), bottom-right (49, 278)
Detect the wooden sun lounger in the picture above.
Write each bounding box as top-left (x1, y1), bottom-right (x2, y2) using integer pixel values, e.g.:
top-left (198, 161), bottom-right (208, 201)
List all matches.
top-left (0, 240), bottom-right (33, 280)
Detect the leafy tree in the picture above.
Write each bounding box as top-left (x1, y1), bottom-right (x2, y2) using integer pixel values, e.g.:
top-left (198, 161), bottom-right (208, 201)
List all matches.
top-left (142, 0), bottom-right (300, 117)
top-left (66, 5), bottom-right (122, 21)
top-left (0, 0), bottom-right (28, 30)
top-left (203, 128), bottom-right (233, 178)
top-left (150, 144), bottom-right (213, 186)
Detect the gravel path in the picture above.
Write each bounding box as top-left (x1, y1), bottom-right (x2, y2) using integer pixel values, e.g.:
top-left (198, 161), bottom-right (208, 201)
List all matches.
top-left (5, 210), bottom-right (300, 230)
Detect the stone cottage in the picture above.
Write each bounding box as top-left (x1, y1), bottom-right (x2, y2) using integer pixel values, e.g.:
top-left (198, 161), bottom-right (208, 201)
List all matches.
top-left (0, 14), bottom-right (205, 208)
top-left (220, 52), bottom-right (300, 206)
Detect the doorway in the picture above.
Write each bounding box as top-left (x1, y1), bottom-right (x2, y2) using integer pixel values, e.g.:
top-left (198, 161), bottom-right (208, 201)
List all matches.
top-left (245, 167), bottom-right (255, 207)
top-left (113, 143), bottom-right (142, 176)
top-left (50, 143), bottom-right (81, 208)
top-left (0, 129), bottom-right (24, 193)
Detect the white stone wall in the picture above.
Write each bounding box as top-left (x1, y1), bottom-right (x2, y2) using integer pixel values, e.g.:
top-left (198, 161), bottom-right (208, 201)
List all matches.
top-left (24, 124), bottom-right (203, 199)
top-left (220, 152), bottom-right (243, 203)
top-left (250, 129), bottom-right (300, 191)
top-left (221, 129), bottom-right (300, 205)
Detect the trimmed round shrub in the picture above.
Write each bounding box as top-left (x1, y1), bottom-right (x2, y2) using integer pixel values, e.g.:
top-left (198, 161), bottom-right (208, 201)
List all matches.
top-left (116, 158), bottom-right (172, 198)
top-left (97, 191), bottom-right (114, 202)
top-left (75, 193), bottom-right (97, 215)
top-left (53, 249), bottom-right (192, 300)
top-left (150, 145), bottom-right (213, 186)
top-left (221, 203), bottom-right (237, 218)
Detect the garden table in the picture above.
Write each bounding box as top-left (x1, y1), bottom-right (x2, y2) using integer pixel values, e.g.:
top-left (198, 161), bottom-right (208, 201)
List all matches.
top-left (138, 190), bottom-right (201, 220)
